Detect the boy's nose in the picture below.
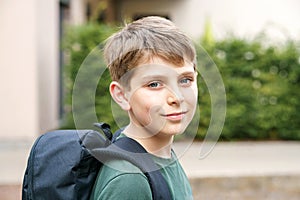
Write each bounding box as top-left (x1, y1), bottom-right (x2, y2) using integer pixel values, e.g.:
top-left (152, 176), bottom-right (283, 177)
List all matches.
top-left (167, 87), bottom-right (184, 105)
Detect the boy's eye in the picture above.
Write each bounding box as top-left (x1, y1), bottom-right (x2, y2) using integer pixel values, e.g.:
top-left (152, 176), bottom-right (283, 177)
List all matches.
top-left (148, 81), bottom-right (162, 88)
top-left (179, 77), bottom-right (193, 86)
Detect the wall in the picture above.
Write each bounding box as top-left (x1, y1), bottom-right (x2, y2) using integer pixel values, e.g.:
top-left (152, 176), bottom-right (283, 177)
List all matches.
top-left (120, 0), bottom-right (300, 41)
top-left (0, 0), bottom-right (60, 141)
top-left (176, 0), bottom-right (300, 40)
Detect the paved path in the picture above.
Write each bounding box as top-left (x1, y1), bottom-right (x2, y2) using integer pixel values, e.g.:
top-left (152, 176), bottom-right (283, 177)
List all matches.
top-left (0, 140), bottom-right (31, 184)
top-left (173, 141), bottom-right (300, 199)
top-left (173, 141), bottom-right (300, 178)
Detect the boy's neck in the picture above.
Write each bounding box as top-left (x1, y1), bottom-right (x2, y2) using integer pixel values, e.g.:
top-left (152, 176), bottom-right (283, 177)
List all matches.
top-left (123, 124), bottom-right (174, 158)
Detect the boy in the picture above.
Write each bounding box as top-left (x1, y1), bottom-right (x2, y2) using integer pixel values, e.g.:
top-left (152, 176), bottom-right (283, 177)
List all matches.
top-left (90, 16), bottom-right (197, 200)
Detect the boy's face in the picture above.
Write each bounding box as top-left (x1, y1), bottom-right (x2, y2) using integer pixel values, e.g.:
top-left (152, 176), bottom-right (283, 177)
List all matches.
top-left (124, 57), bottom-right (198, 137)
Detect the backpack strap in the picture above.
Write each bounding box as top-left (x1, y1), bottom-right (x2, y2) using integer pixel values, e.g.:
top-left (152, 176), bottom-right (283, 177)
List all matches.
top-left (84, 126), bottom-right (172, 200)
top-left (111, 137), bottom-right (172, 200)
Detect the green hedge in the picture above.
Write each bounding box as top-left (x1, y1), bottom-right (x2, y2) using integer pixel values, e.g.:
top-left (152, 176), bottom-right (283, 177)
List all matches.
top-left (61, 23), bottom-right (300, 140)
top-left (61, 23), bottom-right (120, 131)
top-left (199, 37), bottom-right (300, 140)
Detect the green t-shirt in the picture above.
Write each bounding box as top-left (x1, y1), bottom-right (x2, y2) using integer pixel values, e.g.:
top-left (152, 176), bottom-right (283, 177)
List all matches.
top-left (89, 142), bottom-right (193, 200)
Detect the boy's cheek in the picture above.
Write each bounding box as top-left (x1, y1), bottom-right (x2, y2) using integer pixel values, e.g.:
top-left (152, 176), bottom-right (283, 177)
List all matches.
top-left (182, 86), bottom-right (198, 100)
top-left (192, 84), bottom-right (198, 100)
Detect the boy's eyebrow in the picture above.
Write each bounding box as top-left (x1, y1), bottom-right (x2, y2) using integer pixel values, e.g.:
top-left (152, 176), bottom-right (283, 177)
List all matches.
top-left (179, 71), bottom-right (196, 76)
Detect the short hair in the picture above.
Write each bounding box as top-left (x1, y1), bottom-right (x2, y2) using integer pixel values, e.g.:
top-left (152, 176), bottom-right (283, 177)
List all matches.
top-left (104, 16), bottom-right (196, 82)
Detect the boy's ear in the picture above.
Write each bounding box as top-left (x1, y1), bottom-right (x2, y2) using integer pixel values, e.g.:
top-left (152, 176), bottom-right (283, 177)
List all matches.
top-left (109, 81), bottom-right (130, 111)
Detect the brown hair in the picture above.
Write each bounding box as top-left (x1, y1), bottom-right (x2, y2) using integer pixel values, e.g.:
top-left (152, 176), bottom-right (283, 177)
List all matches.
top-left (104, 16), bottom-right (196, 82)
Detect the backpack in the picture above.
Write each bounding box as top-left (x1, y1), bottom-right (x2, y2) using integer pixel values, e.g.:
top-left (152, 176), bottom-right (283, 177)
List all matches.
top-left (22, 123), bottom-right (172, 200)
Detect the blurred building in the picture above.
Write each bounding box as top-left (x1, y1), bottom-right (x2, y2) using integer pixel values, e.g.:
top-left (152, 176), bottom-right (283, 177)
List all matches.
top-left (0, 0), bottom-right (299, 142)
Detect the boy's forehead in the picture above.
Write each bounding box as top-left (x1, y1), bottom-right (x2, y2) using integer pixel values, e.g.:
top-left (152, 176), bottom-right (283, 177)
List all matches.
top-left (136, 57), bottom-right (195, 76)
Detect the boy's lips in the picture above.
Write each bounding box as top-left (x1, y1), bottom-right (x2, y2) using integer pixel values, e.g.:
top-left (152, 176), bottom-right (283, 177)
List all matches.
top-left (162, 111), bottom-right (188, 121)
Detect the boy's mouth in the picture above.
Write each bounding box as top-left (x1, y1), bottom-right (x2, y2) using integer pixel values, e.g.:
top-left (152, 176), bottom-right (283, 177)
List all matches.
top-left (162, 111), bottom-right (188, 121)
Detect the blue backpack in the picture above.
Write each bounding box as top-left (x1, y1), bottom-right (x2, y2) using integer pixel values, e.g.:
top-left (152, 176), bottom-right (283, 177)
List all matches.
top-left (22, 123), bottom-right (172, 200)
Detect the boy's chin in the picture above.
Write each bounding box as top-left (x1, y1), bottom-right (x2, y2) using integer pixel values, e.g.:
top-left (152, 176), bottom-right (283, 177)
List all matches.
top-left (157, 124), bottom-right (188, 137)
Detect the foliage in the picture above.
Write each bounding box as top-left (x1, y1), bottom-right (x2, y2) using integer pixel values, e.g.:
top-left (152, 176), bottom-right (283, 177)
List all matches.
top-left (61, 23), bottom-right (122, 132)
top-left (199, 35), bottom-right (300, 140)
top-left (61, 22), bottom-right (300, 140)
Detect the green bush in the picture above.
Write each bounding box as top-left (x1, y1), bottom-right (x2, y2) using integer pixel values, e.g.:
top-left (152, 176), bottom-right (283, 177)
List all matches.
top-left (61, 23), bottom-right (300, 140)
top-left (61, 23), bottom-right (121, 131)
top-left (199, 36), bottom-right (300, 140)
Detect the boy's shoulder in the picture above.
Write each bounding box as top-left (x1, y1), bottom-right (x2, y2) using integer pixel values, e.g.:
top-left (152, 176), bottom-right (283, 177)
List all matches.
top-left (101, 159), bottom-right (148, 176)
top-left (90, 159), bottom-right (152, 200)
